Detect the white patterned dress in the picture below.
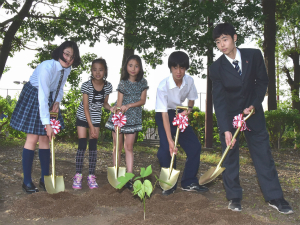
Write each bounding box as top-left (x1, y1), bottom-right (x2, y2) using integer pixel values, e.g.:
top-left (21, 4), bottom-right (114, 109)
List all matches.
top-left (105, 78), bottom-right (148, 133)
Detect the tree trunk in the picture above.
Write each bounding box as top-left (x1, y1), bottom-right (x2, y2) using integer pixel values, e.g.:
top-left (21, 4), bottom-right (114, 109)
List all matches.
top-left (262, 0), bottom-right (277, 111)
top-left (0, 0), bottom-right (34, 79)
top-left (121, 0), bottom-right (137, 70)
top-left (205, 3), bottom-right (213, 148)
top-left (290, 53), bottom-right (300, 112)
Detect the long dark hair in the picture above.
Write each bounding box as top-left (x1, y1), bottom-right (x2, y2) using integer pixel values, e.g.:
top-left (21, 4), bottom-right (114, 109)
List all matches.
top-left (51, 41), bottom-right (81, 68)
top-left (90, 58), bottom-right (108, 82)
top-left (121, 55), bottom-right (144, 82)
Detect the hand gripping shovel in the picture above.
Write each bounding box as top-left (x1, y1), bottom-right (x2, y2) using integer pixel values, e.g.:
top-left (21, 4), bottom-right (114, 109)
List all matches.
top-left (107, 110), bottom-right (126, 188)
top-left (199, 109), bottom-right (254, 185)
top-left (159, 106), bottom-right (189, 191)
top-left (44, 113), bottom-right (65, 194)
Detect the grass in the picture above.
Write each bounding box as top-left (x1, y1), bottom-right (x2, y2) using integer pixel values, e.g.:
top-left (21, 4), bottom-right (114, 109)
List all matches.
top-left (0, 137), bottom-right (25, 147)
top-left (200, 151), bottom-right (251, 166)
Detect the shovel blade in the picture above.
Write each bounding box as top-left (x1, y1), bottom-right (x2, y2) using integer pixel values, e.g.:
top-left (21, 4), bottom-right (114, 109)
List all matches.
top-left (199, 166), bottom-right (225, 185)
top-left (44, 175), bottom-right (65, 194)
top-left (159, 167), bottom-right (180, 191)
top-left (107, 166), bottom-right (126, 189)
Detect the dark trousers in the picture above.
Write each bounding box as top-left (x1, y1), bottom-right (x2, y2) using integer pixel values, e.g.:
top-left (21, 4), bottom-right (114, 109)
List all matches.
top-left (220, 127), bottom-right (283, 201)
top-left (155, 111), bottom-right (201, 187)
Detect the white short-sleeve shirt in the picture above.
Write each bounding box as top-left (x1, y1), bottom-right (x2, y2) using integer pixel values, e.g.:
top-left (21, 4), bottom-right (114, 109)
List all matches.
top-left (155, 74), bottom-right (198, 112)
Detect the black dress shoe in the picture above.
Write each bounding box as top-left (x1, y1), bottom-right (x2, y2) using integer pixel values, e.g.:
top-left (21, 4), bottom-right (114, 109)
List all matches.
top-left (228, 198), bottom-right (242, 212)
top-left (162, 186), bottom-right (176, 196)
top-left (181, 183), bottom-right (209, 193)
top-left (39, 178), bottom-right (46, 191)
top-left (22, 182), bottom-right (39, 194)
top-left (124, 179), bottom-right (133, 190)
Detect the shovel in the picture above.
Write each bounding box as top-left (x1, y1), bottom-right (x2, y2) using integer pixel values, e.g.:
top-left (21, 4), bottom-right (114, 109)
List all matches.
top-left (159, 106), bottom-right (189, 191)
top-left (199, 109), bottom-right (254, 185)
top-left (44, 113), bottom-right (65, 194)
top-left (107, 110), bottom-right (126, 188)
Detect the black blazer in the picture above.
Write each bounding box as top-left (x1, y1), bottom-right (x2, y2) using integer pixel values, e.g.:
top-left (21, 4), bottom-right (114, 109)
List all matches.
top-left (209, 48), bottom-right (269, 133)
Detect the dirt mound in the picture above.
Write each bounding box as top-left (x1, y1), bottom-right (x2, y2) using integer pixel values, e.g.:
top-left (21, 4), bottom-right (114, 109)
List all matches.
top-left (10, 184), bottom-right (136, 219)
top-left (10, 185), bottom-right (266, 224)
top-left (116, 192), bottom-right (263, 225)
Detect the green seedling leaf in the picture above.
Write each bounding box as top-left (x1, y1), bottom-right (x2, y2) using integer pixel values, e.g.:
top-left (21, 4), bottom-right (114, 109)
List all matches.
top-left (155, 175), bottom-right (172, 186)
top-left (133, 180), bottom-right (145, 200)
top-left (116, 173), bottom-right (135, 189)
top-left (140, 165), bottom-right (152, 178)
top-left (143, 179), bottom-right (153, 197)
top-left (133, 180), bottom-right (142, 195)
top-left (134, 165), bottom-right (152, 180)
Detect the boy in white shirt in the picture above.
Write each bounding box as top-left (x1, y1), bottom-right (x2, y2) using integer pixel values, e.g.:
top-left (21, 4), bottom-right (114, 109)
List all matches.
top-left (155, 51), bottom-right (208, 196)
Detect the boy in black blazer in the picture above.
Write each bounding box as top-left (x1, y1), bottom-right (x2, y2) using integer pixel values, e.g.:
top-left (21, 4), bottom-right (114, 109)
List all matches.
top-left (209, 23), bottom-right (293, 214)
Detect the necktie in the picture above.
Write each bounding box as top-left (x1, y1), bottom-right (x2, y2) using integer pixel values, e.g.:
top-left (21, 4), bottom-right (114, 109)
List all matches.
top-left (232, 60), bottom-right (242, 76)
top-left (49, 69), bottom-right (64, 111)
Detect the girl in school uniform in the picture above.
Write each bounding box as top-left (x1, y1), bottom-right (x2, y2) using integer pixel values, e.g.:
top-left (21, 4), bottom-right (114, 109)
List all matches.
top-left (105, 55), bottom-right (148, 189)
top-left (10, 41), bottom-right (81, 193)
top-left (72, 58), bottom-right (114, 189)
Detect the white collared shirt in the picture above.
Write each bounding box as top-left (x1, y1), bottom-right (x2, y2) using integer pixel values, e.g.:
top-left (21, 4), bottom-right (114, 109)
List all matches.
top-left (29, 59), bottom-right (71, 125)
top-left (225, 48), bottom-right (242, 72)
top-left (155, 74), bottom-right (198, 112)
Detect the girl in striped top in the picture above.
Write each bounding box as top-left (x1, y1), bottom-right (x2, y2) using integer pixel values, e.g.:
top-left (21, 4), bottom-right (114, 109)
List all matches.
top-left (73, 58), bottom-right (113, 189)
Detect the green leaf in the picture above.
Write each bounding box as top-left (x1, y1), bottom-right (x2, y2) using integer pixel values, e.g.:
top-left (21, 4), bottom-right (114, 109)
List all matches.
top-left (143, 180), bottom-right (153, 197)
top-left (140, 165), bottom-right (152, 178)
top-left (156, 177), bottom-right (172, 187)
top-left (133, 180), bottom-right (144, 200)
top-left (116, 173), bottom-right (135, 189)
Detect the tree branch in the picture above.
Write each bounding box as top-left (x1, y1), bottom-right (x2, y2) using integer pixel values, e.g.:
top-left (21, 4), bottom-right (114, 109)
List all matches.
top-left (282, 65), bottom-right (294, 86)
top-left (0, 0), bottom-right (34, 78)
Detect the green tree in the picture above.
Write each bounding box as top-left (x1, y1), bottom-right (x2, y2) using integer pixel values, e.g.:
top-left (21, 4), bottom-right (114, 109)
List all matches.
top-left (0, 0), bottom-right (65, 78)
top-left (276, 0), bottom-right (300, 112)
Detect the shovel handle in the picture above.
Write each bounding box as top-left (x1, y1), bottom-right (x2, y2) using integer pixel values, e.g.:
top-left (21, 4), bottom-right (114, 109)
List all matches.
top-left (115, 126), bottom-right (119, 178)
top-left (51, 136), bottom-right (56, 188)
top-left (176, 106), bottom-right (189, 115)
top-left (169, 125), bottom-right (181, 179)
top-left (216, 109), bottom-right (255, 169)
top-left (114, 107), bottom-right (121, 178)
top-left (50, 112), bottom-right (58, 119)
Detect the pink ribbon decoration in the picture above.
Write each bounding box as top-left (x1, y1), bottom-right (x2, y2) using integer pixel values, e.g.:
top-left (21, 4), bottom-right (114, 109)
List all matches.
top-left (44, 118), bottom-right (61, 134)
top-left (172, 113), bottom-right (189, 132)
top-left (232, 114), bottom-right (250, 131)
top-left (112, 112), bottom-right (127, 128)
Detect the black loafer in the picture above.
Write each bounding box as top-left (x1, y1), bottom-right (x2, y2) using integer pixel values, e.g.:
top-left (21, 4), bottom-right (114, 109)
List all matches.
top-left (124, 180), bottom-right (133, 190)
top-left (22, 182), bottom-right (39, 194)
top-left (162, 186), bottom-right (176, 196)
top-left (39, 178), bottom-right (46, 191)
top-left (228, 198), bottom-right (242, 212)
top-left (181, 183), bottom-right (209, 193)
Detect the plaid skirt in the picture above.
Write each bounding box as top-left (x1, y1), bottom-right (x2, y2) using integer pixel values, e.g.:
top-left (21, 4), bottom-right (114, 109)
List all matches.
top-left (10, 82), bottom-right (65, 135)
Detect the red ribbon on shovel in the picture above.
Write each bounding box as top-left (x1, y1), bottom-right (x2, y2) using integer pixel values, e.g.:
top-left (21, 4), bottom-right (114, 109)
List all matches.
top-left (112, 112), bottom-right (127, 128)
top-left (172, 113), bottom-right (189, 132)
top-left (232, 114), bottom-right (250, 131)
top-left (44, 118), bottom-right (61, 134)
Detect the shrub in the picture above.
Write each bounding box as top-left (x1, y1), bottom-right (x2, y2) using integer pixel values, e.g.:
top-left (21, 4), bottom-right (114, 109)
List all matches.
top-left (0, 96), bottom-right (26, 139)
top-left (265, 109), bottom-right (300, 149)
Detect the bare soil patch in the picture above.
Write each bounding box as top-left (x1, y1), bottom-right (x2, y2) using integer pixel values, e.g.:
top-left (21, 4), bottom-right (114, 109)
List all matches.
top-left (0, 139), bottom-right (299, 224)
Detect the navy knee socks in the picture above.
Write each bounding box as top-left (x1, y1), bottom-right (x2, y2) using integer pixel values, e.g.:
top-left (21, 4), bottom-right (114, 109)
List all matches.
top-left (75, 138), bottom-right (87, 174)
top-left (22, 148), bottom-right (35, 186)
top-left (39, 149), bottom-right (50, 183)
top-left (89, 139), bottom-right (98, 175)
